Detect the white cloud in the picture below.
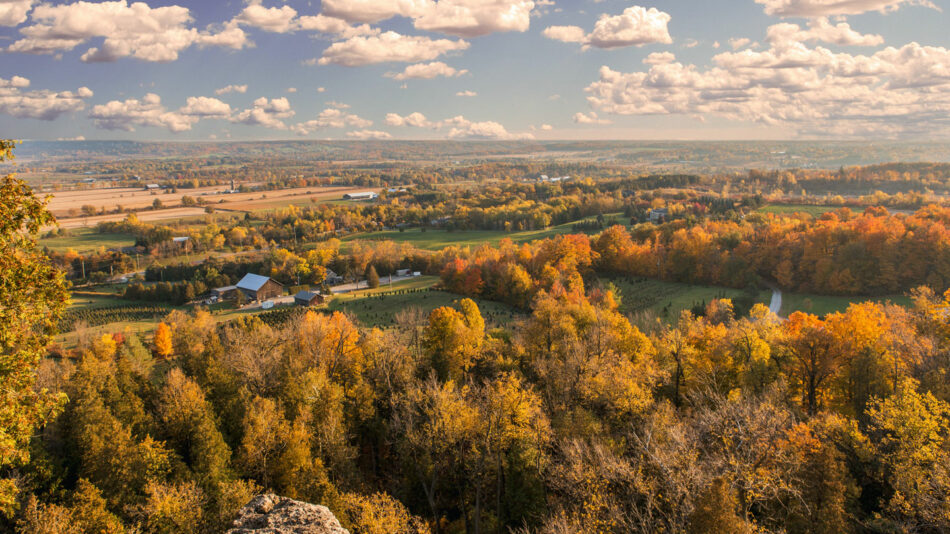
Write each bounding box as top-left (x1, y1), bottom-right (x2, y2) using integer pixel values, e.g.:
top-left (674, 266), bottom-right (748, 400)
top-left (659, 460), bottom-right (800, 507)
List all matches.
top-left (322, 0), bottom-right (537, 38)
top-left (573, 111), bottom-right (611, 124)
top-left (386, 61), bottom-right (468, 80)
top-left (89, 93), bottom-right (198, 132)
top-left (754, 0), bottom-right (938, 17)
top-left (765, 17), bottom-right (883, 46)
top-left (385, 111), bottom-right (433, 127)
top-left (8, 1), bottom-right (248, 62)
top-left (317, 86), bottom-right (326, 93)
top-left (286, 87), bottom-right (297, 93)
top-left (0, 76), bottom-right (92, 120)
top-left (582, 26), bottom-right (950, 137)
top-left (456, 90), bottom-right (477, 96)
top-left (326, 101), bottom-right (350, 109)
top-left (215, 84), bottom-right (247, 95)
top-left (318, 31), bottom-right (469, 66)
top-left (179, 96), bottom-right (231, 118)
top-left (232, 96), bottom-right (295, 130)
top-left (544, 6), bottom-right (672, 49)
top-left (0, 0), bottom-right (33, 26)
top-left (412, 0), bottom-right (535, 37)
top-left (347, 129), bottom-right (392, 139)
top-left (235, 1), bottom-right (377, 38)
top-left (644, 51), bottom-right (675, 65)
top-left (292, 107), bottom-right (372, 135)
top-left (57, 135), bottom-right (86, 141)
top-left (386, 111), bottom-right (532, 139)
top-left (730, 37), bottom-right (752, 50)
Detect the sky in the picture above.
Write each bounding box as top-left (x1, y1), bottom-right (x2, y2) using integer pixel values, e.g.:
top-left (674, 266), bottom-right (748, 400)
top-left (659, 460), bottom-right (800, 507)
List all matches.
top-left (1, 0), bottom-right (949, 141)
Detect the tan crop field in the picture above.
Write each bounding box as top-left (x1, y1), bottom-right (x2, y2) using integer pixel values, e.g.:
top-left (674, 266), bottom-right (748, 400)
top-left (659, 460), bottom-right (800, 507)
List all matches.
top-left (43, 185), bottom-right (367, 228)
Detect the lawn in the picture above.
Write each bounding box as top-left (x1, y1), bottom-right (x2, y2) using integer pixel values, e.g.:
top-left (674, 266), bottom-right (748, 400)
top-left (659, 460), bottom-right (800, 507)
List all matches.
top-left (40, 227), bottom-right (134, 253)
top-left (602, 276), bottom-right (771, 322)
top-left (757, 204), bottom-right (839, 217)
top-left (327, 277), bottom-right (520, 328)
top-left (779, 292), bottom-right (912, 317)
top-left (341, 214), bottom-right (626, 251)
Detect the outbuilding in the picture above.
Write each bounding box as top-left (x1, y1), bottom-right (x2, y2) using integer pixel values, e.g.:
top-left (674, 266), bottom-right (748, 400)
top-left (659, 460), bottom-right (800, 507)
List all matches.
top-left (236, 273), bottom-right (283, 301)
top-left (294, 290), bottom-right (324, 307)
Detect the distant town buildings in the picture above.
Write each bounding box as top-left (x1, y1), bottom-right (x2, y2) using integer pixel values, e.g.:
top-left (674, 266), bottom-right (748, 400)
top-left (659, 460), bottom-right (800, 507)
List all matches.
top-left (649, 208), bottom-right (669, 224)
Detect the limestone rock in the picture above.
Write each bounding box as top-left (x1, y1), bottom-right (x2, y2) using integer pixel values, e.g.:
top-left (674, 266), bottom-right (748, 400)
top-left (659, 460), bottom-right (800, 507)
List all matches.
top-left (226, 494), bottom-right (349, 534)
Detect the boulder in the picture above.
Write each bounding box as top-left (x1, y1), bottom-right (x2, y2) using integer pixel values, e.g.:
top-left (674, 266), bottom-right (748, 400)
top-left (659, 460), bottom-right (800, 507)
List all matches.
top-left (226, 494), bottom-right (349, 534)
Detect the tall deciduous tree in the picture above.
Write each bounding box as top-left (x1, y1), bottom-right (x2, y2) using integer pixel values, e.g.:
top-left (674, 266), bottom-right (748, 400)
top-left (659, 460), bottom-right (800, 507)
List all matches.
top-left (0, 140), bottom-right (68, 515)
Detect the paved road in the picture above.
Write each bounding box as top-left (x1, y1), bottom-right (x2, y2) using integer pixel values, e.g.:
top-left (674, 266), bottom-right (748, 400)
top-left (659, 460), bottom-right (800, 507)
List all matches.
top-left (769, 287), bottom-right (783, 315)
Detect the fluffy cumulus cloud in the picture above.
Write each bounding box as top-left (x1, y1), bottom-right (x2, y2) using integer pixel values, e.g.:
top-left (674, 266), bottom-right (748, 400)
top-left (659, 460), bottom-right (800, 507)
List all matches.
top-left (89, 93), bottom-right (196, 132)
top-left (456, 90), bottom-right (477, 96)
top-left (318, 31), bottom-right (469, 66)
top-left (235, 0), bottom-right (376, 37)
top-left (178, 96), bottom-right (231, 118)
top-left (573, 111), bottom-right (611, 125)
top-left (0, 76), bottom-right (92, 120)
top-left (215, 84), bottom-right (247, 95)
top-left (322, 0), bottom-right (537, 37)
top-left (385, 61), bottom-right (468, 80)
top-left (7, 0), bottom-right (249, 62)
top-left (544, 6), bottom-right (672, 49)
top-left (347, 129), bottom-right (392, 139)
top-left (582, 21), bottom-right (950, 137)
top-left (232, 97), bottom-right (295, 130)
top-left (0, 0), bottom-right (33, 26)
top-left (385, 111), bottom-right (532, 139)
top-left (292, 107), bottom-right (372, 135)
top-left (754, 0), bottom-right (938, 17)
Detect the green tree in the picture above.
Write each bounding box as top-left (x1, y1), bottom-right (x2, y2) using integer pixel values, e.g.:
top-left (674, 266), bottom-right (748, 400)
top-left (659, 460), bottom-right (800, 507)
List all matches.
top-left (365, 265), bottom-right (380, 289)
top-left (0, 140), bottom-right (69, 515)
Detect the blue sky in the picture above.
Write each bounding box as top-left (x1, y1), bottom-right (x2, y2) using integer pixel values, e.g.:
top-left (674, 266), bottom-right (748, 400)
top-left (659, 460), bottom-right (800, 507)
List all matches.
top-left (1, 0), bottom-right (948, 141)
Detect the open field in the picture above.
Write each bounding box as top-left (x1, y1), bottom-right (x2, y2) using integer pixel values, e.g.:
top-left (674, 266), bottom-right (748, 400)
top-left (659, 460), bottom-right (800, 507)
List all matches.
top-left (779, 292), bottom-right (912, 317)
top-left (604, 277), bottom-right (771, 322)
top-left (757, 204), bottom-right (839, 217)
top-left (329, 288), bottom-right (520, 328)
top-left (45, 184), bottom-right (365, 226)
top-left (40, 227), bottom-right (134, 253)
top-left (342, 215), bottom-right (625, 251)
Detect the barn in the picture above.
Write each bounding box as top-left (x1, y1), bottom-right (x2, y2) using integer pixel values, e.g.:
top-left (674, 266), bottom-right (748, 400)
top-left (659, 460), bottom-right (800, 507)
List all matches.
top-left (294, 290), bottom-right (324, 307)
top-left (236, 273), bottom-right (283, 301)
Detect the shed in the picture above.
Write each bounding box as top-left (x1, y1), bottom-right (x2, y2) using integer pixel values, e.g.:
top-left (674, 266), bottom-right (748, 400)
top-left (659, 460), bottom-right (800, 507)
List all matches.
top-left (294, 290), bottom-right (324, 307)
top-left (211, 285), bottom-right (238, 300)
top-left (236, 274), bottom-right (283, 301)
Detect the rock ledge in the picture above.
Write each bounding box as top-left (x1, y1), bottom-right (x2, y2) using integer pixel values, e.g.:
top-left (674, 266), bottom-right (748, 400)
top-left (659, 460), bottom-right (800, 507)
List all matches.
top-left (226, 494), bottom-right (349, 534)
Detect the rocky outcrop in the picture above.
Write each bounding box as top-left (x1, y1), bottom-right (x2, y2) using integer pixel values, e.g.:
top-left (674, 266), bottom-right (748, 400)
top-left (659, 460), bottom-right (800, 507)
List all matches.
top-left (226, 494), bottom-right (349, 534)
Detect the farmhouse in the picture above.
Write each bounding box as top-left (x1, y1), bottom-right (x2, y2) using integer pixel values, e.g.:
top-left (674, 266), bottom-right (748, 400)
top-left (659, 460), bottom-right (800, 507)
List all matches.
top-left (343, 191), bottom-right (379, 201)
top-left (294, 290), bottom-right (324, 307)
top-left (649, 208), bottom-right (668, 223)
top-left (325, 269), bottom-right (344, 285)
top-left (236, 273), bottom-right (283, 301)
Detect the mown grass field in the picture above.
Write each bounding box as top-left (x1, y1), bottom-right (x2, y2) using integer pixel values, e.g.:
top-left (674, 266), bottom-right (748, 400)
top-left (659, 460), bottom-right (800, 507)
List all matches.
top-left (40, 227), bottom-right (134, 253)
top-left (326, 276), bottom-right (520, 328)
top-left (603, 277), bottom-right (771, 321)
top-left (757, 204), bottom-right (839, 217)
top-left (342, 214), bottom-right (626, 251)
top-left (779, 292), bottom-right (912, 317)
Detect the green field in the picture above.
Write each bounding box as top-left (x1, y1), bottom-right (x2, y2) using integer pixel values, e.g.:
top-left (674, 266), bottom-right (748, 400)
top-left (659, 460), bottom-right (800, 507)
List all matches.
top-left (779, 291), bottom-right (912, 317)
top-left (603, 277), bottom-right (771, 322)
top-left (40, 227), bottom-right (134, 253)
top-left (327, 276), bottom-right (520, 328)
top-left (342, 215), bottom-right (625, 251)
top-left (757, 204), bottom-right (839, 217)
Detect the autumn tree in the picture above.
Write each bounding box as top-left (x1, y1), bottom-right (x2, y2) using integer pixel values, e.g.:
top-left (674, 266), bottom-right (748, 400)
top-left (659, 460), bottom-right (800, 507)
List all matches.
top-left (365, 265), bottom-right (380, 289)
top-left (153, 322), bottom-right (173, 359)
top-left (0, 140), bottom-right (69, 514)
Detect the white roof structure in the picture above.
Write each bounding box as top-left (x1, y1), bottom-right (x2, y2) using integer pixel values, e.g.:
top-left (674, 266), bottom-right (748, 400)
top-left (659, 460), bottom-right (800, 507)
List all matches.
top-left (237, 273), bottom-right (273, 292)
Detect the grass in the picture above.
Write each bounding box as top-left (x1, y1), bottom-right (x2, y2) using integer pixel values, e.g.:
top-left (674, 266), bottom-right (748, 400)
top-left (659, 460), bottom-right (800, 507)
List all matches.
top-left (757, 204), bottom-right (839, 217)
top-left (779, 292), bottom-right (912, 317)
top-left (602, 276), bottom-right (771, 322)
top-left (341, 214), bottom-right (626, 251)
top-left (326, 276), bottom-right (520, 328)
top-left (40, 227), bottom-right (134, 253)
